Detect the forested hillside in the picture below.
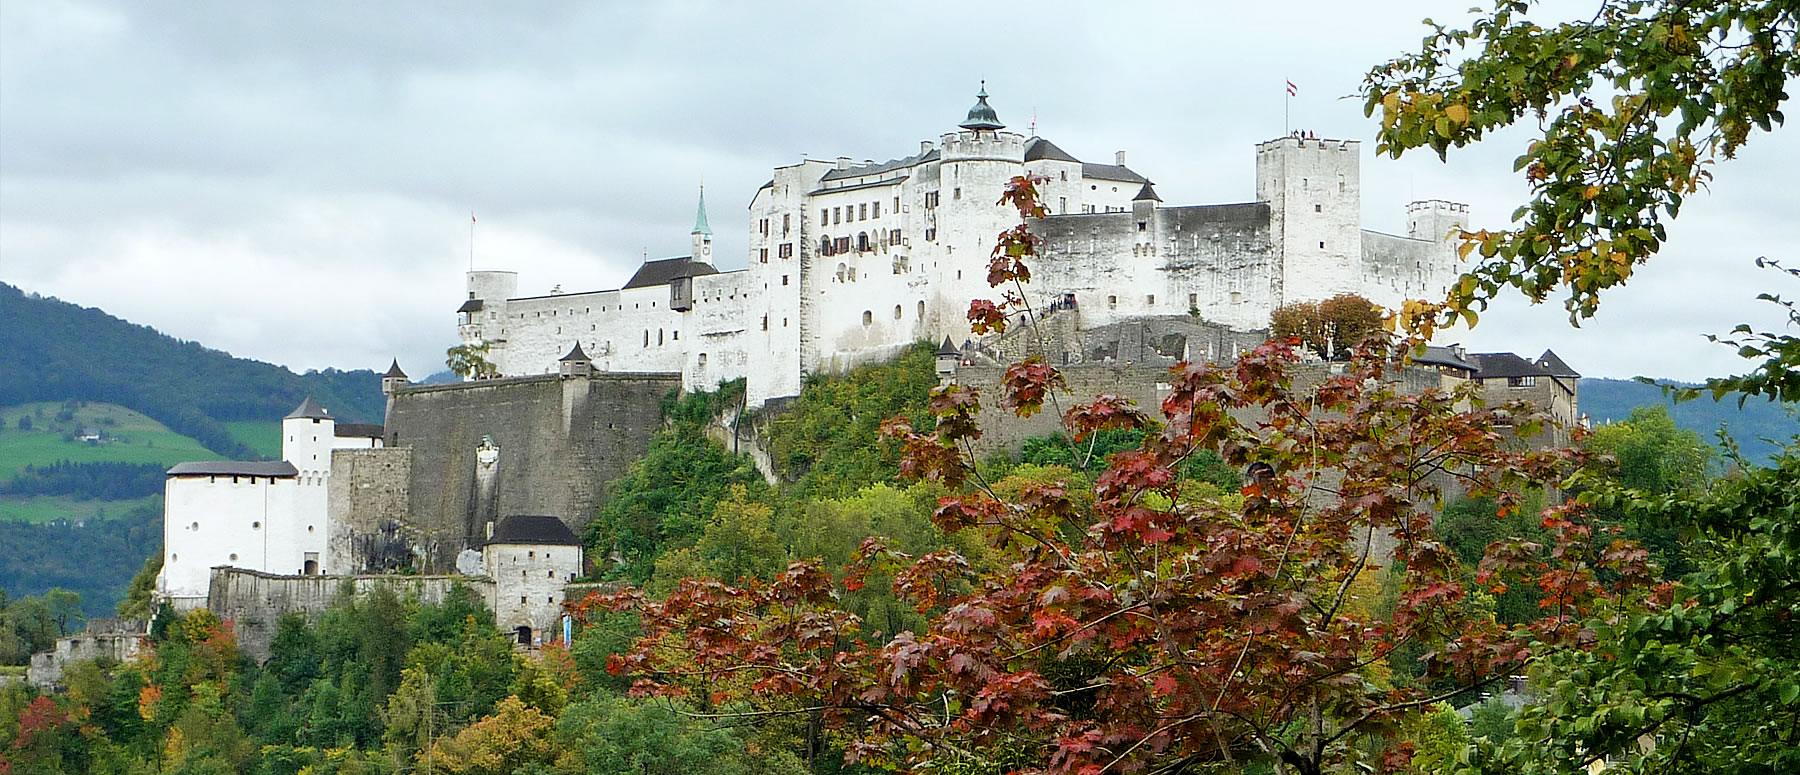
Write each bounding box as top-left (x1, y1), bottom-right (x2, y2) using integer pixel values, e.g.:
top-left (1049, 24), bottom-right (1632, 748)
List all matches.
top-left (1581, 377), bottom-right (1799, 460)
top-left (0, 282), bottom-right (384, 459)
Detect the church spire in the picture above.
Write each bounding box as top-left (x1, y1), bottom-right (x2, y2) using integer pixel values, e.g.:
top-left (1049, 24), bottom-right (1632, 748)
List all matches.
top-left (691, 185), bottom-right (712, 236)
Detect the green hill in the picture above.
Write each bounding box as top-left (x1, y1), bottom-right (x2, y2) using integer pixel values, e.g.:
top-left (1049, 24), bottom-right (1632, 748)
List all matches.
top-left (1581, 377), bottom-right (1800, 460)
top-left (0, 282), bottom-right (385, 459)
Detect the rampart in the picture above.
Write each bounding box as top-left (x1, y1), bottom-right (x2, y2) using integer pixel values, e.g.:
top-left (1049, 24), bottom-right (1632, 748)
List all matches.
top-left (384, 371), bottom-right (680, 568)
top-left (206, 567), bottom-right (497, 661)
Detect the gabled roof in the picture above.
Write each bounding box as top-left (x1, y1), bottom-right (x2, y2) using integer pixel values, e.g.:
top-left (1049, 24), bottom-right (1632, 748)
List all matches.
top-left (284, 396), bottom-right (330, 421)
top-left (1535, 349), bottom-right (1580, 378)
top-left (457, 299), bottom-right (485, 313)
top-left (1414, 345), bottom-right (1477, 372)
top-left (383, 359), bottom-right (407, 378)
top-left (622, 257), bottom-right (719, 290)
top-left (1024, 137), bottom-right (1080, 163)
top-left (334, 423), bottom-right (384, 439)
top-left (1471, 352), bottom-right (1553, 379)
top-left (486, 515), bottom-right (582, 546)
top-left (936, 336), bottom-right (959, 357)
top-left (560, 343), bottom-right (590, 362)
top-left (1133, 182), bottom-right (1162, 202)
top-left (1082, 163), bottom-right (1148, 184)
top-left (168, 461), bottom-right (298, 478)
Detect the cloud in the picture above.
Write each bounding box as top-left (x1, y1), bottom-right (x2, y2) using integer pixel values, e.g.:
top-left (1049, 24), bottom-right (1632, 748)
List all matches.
top-left (2, 0), bottom-right (1793, 384)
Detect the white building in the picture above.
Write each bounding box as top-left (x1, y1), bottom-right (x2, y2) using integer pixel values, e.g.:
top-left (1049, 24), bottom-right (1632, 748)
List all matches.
top-left (457, 87), bottom-right (1467, 407)
top-left (157, 397), bottom-right (382, 608)
top-left (480, 514), bottom-right (584, 646)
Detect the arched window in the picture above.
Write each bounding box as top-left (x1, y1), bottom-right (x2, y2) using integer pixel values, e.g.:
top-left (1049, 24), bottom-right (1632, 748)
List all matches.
top-left (657, 329), bottom-right (664, 345)
top-left (893, 305), bottom-right (902, 320)
top-left (918, 300), bottom-right (926, 318)
top-left (820, 237), bottom-right (832, 255)
top-left (836, 263), bottom-right (847, 282)
top-left (857, 232), bottom-right (869, 252)
top-left (862, 310), bottom-right (873, 326)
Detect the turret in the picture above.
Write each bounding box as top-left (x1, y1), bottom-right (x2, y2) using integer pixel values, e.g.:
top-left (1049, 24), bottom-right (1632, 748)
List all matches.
top-left (1132, 181), bottom-right (1161, 221)
top-left (381, 359), bottom-right (409, 396)
top-left (935, 337), bottom-right (960, 380)
top-left (558, 343), bottom-right (592, 378)
top-left (281, 396), bottom-right (335, 473)
top-left (690, 186), bottom-right (713, 264)
top-left (1406, 199), bottom-right (1469, 242)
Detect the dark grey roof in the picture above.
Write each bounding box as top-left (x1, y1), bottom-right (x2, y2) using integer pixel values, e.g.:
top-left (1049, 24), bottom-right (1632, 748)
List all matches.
top-left (560, 343), bottom-right (590, 362)
top-left (1414, 346), bottom-right (1478, 372)
top-left (383, 359), bottom-right (407, 378)
top-left (936, 336), bottom-right (959, 356)
top-left (168, 461), bottom-right (298, 478)
top-left (284, 396), bottom-right (330, 420)
top-left (457, 299), bottom-right (485, 313)
top-left (818, 149), bottom-right (938, 182)
top-left (622, 257), bottom-right (719, 290)
top-left (1133, 182), bottom-right (1162, 202)
top-left (487, 515), bottom-right (582, 546)
top-left (1471, 352), bottom-right (1553, 379)
top-left (1536, 349), bottom-right (1580, 378)
top-left (334, 423), bottom-right (384, 439)
top-left (1024, 137), bottom-right (1080, 163)
top-left (809, 176), bottom-right (909, 196)
top-left (959, 86), bottom-right (1004, 130)
top-left (1083, 163), bottom-right (1149, 184)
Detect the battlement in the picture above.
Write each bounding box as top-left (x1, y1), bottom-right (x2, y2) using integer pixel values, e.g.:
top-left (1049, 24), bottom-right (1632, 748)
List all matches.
top-left (937, 129), bottom-right (1027, 162)
top-left (1256, 135), bottom-right (1359, 153)
top-left (1408, 199), bottom-right (1469, 214)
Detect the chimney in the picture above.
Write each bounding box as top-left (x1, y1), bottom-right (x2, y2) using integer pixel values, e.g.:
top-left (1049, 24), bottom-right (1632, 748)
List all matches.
top-left (1115, 150), bottom-right (1127, 166)
top-left (921, 140), bottom-right (934, 155)
top-left (836, 156), bottom-right (852, 170)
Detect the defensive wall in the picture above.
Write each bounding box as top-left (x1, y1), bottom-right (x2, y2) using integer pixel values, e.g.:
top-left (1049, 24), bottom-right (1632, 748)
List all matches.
top-left (383, 371), bottom-right (680, 568)
top-left (206, 567), bottom-right (498, 661)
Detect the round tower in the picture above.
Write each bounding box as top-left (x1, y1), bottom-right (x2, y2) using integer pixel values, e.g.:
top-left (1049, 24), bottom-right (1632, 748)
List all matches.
top-left (933, 83), bottom-right (1028, 342)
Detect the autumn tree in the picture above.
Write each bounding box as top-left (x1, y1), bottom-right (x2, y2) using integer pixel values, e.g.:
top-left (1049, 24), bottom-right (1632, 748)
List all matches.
top-left (1270, 293), bottom-right (1386, 360)
top-left (587, 175), bottom-right (1640, 774)
top-left (1366, 1), bottom-right (1800, 770)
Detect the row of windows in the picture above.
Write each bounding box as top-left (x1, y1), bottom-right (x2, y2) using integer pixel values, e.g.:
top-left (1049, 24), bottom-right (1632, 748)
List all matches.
top-left (759, 243), bottom-right (796, 263)
top-left (758, 214), bottom-right (792, 236)
top-left (859, 301), bottom-right (928, 326)
top-left (819, 199), bottom-right (895, 227)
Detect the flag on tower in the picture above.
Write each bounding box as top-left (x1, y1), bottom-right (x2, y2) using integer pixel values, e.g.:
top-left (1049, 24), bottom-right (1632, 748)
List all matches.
top-left (471, 213), bottom-right (477, 223)
top-left (1286, 80), bottom-right (1298, 96)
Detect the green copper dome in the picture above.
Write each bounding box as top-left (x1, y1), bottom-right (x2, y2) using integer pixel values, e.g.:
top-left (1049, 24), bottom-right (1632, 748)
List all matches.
top-left (959, 83), bottom-right (1004, 131)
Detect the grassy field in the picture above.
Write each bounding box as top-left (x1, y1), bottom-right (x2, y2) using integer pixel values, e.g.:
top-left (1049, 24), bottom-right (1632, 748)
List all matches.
top-left (0, 402), bottom-right (218, 483)
top-left (223, 420), bottom-right (282, 459)
top-left (0, 494), bottom-right (161, 524)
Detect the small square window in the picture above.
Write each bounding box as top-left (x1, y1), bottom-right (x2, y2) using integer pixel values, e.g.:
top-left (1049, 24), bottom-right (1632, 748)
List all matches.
top-left (1314, 204), bottom-right (1322, 212)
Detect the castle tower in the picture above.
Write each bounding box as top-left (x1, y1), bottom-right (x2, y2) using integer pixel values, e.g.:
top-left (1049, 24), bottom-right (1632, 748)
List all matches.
top-left (691, 186), bottom-right (713, 264)
top-left (282, 396), bottom-right (335, 473)
top-left (934, 83), bottom-right (1027, 342)
top-left (1255, 136), bottom-right (1364, 310)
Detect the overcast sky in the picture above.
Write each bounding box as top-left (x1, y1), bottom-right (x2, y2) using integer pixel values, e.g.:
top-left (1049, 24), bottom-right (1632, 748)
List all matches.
top-left (2, 0), bottom-right (1794, 382)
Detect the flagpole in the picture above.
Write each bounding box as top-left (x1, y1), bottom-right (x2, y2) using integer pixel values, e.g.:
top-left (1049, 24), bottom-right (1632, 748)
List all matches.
top-left (1284, 78), bottom-right (1290, 136)
top-left (469, 212), bottom-right (475, 271)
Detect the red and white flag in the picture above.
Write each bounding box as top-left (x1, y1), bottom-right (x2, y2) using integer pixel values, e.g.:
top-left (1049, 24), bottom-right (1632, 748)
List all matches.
top-left (1286, 80), bottom-right (1298, 96)
top-left (471, 213), bottom-right (477, 223)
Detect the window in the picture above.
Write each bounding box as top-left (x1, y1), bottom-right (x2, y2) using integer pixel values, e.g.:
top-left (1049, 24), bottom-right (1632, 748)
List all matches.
top-left (893, 305), bottom-right (903, 320)
top-left (672, 331), bottom-right (678, 340)
top-left (918, 300), bottom-right (926, 318)
top-left (1314, 204), bottom-right (1322, 212)
top-left (893, 196), bottom-right (900, 212)
top-left (953, 187), bottom-right (961, 200)
top-left (1059, 196), bottom-right (1068, 214)
top-left (820, 208), bottom-right (828, 225)
top-left (549, 570), bottom-right (556, 578)
top-left (779, 242), bottom-right (793, 258)
top-left (857, 232), bottom-right (869, 252)
top-left (1319, 241), bottom-right (1326, 249)
top-left (1147, 295), bottom-right (1155, 305)
top-left (760, 217), bottom-right (769, 235)
top-left (643, 330), bottom-right (649, 347)
top-left (833, 207), bottom-right (841, 224)
top-left (1188, 292), bottom-right (1198, 309)
top-left (759, 248), bottom-right (768, 263)
top-left (781, 275), bottom-right (789, 286)
top-left (872, 201), bottom-right (881, 218)
top-left (1138, 221), bottom-right (1147, 232)
top-left (1060, 170), bottom-right (1068, 181)
top-left (858, 203), bottom-right (867, 220)
top-left (761, 314), bottom-right (769, 330)
top-left (925, 227), bottom-right (937, 241)
top-left (862, 310), bottom-right (873, 326)
top-left (1508, 376), bottom-right (1538, 387)
top-left (658, 329), bottom-right (664, 345)
top-left (1108, 295), bottom-right (1118, 308)
top-left (925, 191), bottom-right (939, 208)
top-left (889, 230), bottom-right (902, 246)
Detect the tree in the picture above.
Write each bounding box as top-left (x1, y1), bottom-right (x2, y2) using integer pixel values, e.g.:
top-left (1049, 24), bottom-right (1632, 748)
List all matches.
top-left (1270, 293), bottom-right (1386, 361)
top-left (445, 342), bottom-right (500, 381)
top-left (588, 176), bottom-right (1638, 774)
top-left (117, 554), bottom-right (162, 620)
top-left (418, 696), bottom-right (554, 775)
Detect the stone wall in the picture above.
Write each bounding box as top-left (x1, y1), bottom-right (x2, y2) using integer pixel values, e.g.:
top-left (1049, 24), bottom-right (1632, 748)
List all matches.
top-left (326, 447), bottom-right (417, 574)
top-left (384, 371), bottom-right (679, 569)
top-left (206, 567), bottom-right (497, 661)
top-left (27, 619), bottom-right (147, 688)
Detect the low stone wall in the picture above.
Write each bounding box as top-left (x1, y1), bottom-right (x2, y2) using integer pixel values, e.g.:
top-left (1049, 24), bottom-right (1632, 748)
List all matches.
top-left (26, 619), bottom-right (148, 688)
top-left (206, 567), bottom-right (497, 661)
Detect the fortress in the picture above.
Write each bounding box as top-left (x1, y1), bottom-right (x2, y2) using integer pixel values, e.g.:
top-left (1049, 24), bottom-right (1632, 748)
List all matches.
top-left (458, 87), bottom-right (1468, 407)
top-left (131, 89), bottom-right (1587, 664)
